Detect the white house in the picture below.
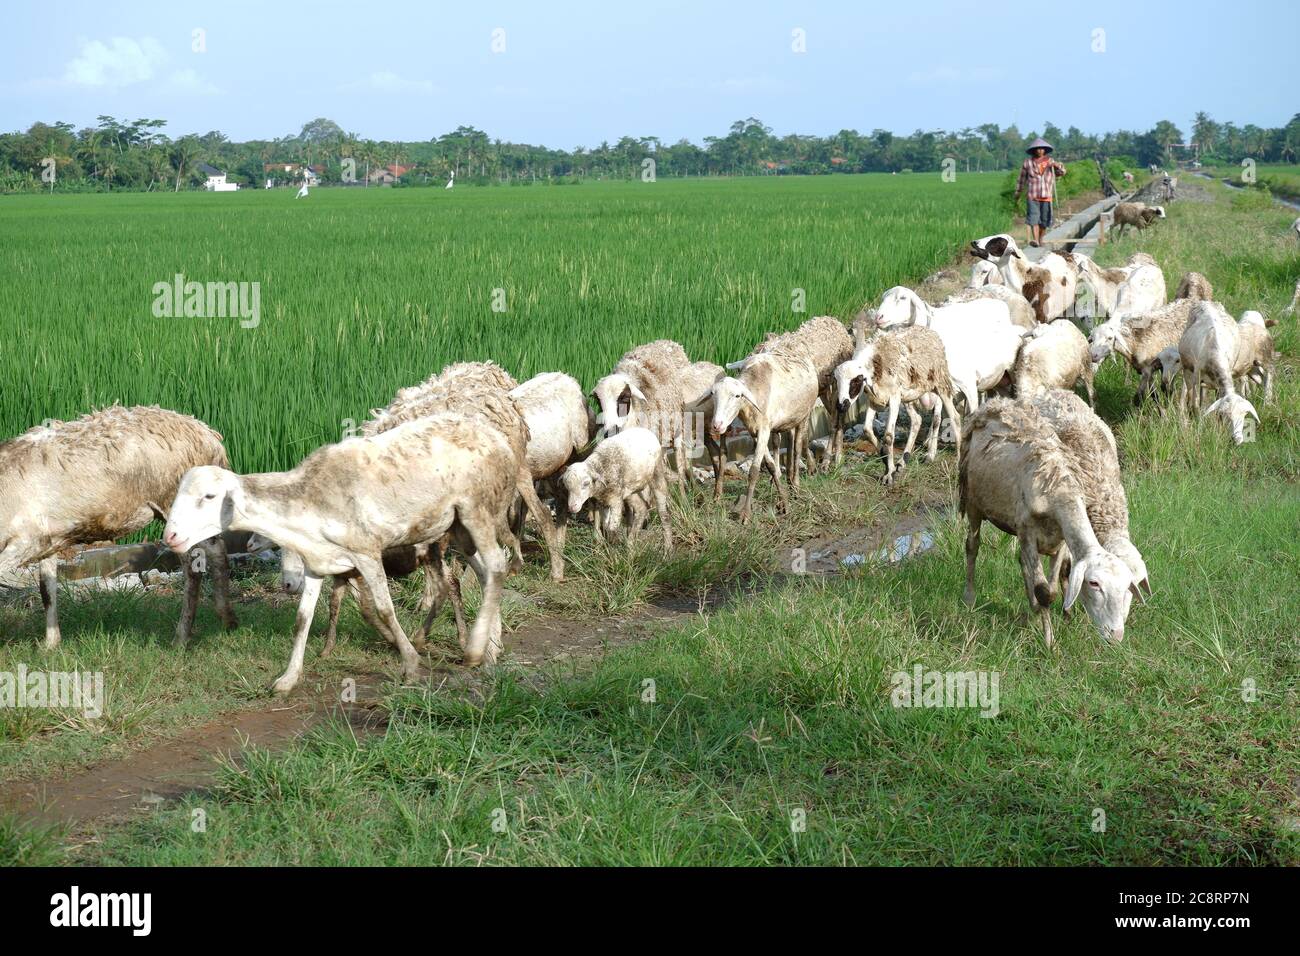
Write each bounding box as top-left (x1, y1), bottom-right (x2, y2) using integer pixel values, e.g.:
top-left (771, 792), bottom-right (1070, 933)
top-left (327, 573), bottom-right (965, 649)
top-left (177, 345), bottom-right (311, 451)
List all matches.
top-left (200, 163), bottom-right (238, 192)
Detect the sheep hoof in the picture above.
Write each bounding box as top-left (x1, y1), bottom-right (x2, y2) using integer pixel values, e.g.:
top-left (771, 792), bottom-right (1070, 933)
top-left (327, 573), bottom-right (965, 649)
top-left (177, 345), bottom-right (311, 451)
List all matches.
top-left (962, 590), bottom-right (975, 608)
top-left (269, 674), bottom-right (297, 696)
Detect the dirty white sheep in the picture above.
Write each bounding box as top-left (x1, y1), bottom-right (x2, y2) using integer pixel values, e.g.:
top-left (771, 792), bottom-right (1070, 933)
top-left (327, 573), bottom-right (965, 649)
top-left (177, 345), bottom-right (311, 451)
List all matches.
top-left (709, 351), bottom-right (819, 523)
top-left (560, 427), bottom-right (671, 550)
top-left (960, 397), bottom-right (1141, 647)
top-left (833, 325), bottom-right (962, 485)
top-left (1110, 202), bottom-right (1166, 238)
top-left (1013, 320), bottom-right (1096, 407)
top-left (0, 405), bottom-right (238, 650)
top-left (591, 339), bottom-right (692, 482)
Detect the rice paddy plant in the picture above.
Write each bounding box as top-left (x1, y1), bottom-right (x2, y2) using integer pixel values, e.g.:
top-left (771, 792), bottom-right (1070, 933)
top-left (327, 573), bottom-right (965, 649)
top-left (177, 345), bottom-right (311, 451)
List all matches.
top-left (0, 174), bottom-right (1007, 472)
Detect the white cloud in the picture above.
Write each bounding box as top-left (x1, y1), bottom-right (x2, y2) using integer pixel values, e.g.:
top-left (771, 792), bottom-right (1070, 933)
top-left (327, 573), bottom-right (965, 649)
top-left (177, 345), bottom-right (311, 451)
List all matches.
top-left (63, 37), bottom-right (168, 88)
top-left (340, 71), bottom-right (436, 95)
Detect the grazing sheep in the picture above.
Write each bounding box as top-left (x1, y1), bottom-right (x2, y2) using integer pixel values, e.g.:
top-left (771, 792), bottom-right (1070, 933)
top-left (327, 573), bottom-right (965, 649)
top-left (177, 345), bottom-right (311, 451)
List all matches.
top-left (591, 339), bottom-right (692, 482)
top-left (1155, 346), bottom-right (1183, 396)
top-left (833, 325), bottom-right (962, 484)
top-left (1177, 301), bottom-right (1263, 444)
top-left (1074, 252), bottom-right (1167, 322)
top-left (1013, 320), bottom-right (1096, 407)
top-left (868, 285), bottom-right (1023, 414)
top-left (1110, 202), bottom-right (1166, 238)
top-left (0, 405), bottom-right (238, 649)
top-left (1122, 171), bottom-right (1135, 185)
top-left (164, 409), bottom-right (522, 694)
top-left (968, 234), bottom-right (1079, 324)
top-left (943, 285), bottom-right (1036, 331)
top-left (1233, 311), bottom-right (1277, 404)
top-left (708, 352), bottom-right (819, 523)
top-left (738, 316), bottom-right (854, 472)
top-left (960, 397), bottom-right (1140, 647)
top-left (1089, 274), bottom-right (1215, 405)
top-left (560, 427), bottom-right (672, 550)
top-left (1029, 389), bottom-right (1150, 595)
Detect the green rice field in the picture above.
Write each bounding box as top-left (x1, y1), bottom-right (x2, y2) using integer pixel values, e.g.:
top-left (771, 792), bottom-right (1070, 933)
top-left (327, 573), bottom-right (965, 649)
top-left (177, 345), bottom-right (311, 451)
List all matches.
top-left (0, 175), bottom-right (1007, 471)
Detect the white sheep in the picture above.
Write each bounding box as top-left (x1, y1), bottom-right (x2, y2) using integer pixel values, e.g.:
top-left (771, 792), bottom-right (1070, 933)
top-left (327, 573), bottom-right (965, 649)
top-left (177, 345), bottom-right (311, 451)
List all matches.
top-left (960, 397), bottom-right (1141, 647)
top-left (164, 408), bottom-right (520, 694)
top-left (0, 405), bottom-right (238, 649)
top-left (1177, 301), bottom-right (1263, 444)
top-left (1074, 252), bottom-right (1166, 323)
top-left (1155, 346), bottom-right (1182, 397)
top-left (1013, 320), bottom-right (1096, 407)
top-left (968, 259), bottom-right (1003, 288)
top-left (1089, 273), bottom-right (1215, 405)
top-left (968, 234), bottom-right (1079, 324)
top-left (560, 427), bottom-right (672, 550)
top-left (833, 325), bottom-right (961, 484)
top-left (591, 339), bottom-right (692, 482)
top-left (708, 351), bottom-right (819, 523)
top-left (943, 285), bottom-right (1036, 331)
top-left (510, 370), bottom-right (593, 551)
top-left (1029, 389), bottom-right (1150, 596)
top-left (735, 316), bottom-right (854, 473)
top-left (869, 285), bottom-right (1023, 414)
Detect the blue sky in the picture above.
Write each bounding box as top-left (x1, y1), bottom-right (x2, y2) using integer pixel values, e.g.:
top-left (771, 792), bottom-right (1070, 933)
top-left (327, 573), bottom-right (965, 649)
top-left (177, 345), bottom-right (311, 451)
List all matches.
top-left (2, 0), bottom-right (1295, 146)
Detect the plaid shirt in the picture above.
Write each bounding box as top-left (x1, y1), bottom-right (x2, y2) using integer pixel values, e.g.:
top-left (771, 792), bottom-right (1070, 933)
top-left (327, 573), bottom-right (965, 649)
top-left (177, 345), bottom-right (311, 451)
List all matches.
top-left (1016, 156), bottom-right (1066, 201)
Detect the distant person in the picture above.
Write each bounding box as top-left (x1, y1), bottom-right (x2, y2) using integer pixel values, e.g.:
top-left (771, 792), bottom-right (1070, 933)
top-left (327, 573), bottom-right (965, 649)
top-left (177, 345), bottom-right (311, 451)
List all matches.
top-left (1013, 137), bottom-right (1066, 248)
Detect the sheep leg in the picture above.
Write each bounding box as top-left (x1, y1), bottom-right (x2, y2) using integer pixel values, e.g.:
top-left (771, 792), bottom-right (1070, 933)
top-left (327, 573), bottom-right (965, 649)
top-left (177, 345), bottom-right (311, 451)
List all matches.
top-left (788, 425), bottom-right (802, 490)
top-left (925, 401), bottom-right (942, 462)
top-left (1017, 535), bottom-right (1054, 648)
top-left (706, 433), bottom-right (725, 502)
top-left (962, 517), bottom-right (981, 607)
top-left (1045, 548), bottom-right (1070, 606)
top-left (352, 554), bottom-right (422, 682)
top-left (516, 474), bottom-right (564, 582)
top-left (38, 557), bottom-right (60, 650)
top-left (673, 433), bottom-right (688, 485)
top-left (737, 426), bottom-right (770, 524)
top-left (321, 576), bottom-right (345, 657)
top-left (271, 573), bottom-right (324, 695)
top-left (900, 402), bottom-right (923, 466)
top-left (941, 393), bottom-right (962, 463)
top-left (765, 435), bottom-right (790, 514)
top-left (1082, 365), bottom-right (1096, 409)
top-left (413, 545), bottom-right (467, 650)
top-left (174, 548), bottom-right (202, 648)
top-left (459, 511), bottom-right (508, 667)
top-left (203, 537), bottom-right (239, 631)
top-left (653, 459), bottom-right (673, 552)
top-left (881, 395), bottom-right (902, 485)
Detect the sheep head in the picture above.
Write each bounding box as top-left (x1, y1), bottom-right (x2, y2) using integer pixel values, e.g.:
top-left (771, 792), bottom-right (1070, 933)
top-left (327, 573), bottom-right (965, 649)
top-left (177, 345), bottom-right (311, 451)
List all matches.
top-left (873, 287), bottom-right (927, 330)
top-left (708, 377), bottom-right (759, 440)
top-left (559, 462), bottom-right (595, 514)
top-left (591, 373), bottom-right (646, 436)
top-left (164, 466), bottom-right (240, 555)
top-left (1088, 320), bottom-right (1129, 365)
top-left (833, 355), bottom-right (871, 415)
top-left (969, 234), bottom-right (1022, 263)
top-left (1063, 548), bottom-right (1140, 644)
top-left (1204, 393), bottom-right (1259, 445)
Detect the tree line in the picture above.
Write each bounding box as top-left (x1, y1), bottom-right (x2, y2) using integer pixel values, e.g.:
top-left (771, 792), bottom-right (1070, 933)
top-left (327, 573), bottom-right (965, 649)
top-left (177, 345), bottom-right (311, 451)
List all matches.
top-left (2, 112), bottom-right (1297, 193)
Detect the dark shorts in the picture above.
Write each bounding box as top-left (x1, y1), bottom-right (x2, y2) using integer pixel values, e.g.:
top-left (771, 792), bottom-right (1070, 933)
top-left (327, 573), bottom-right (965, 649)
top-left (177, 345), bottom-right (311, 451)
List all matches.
top-left (1027, 198), bottom-right (1053, 228)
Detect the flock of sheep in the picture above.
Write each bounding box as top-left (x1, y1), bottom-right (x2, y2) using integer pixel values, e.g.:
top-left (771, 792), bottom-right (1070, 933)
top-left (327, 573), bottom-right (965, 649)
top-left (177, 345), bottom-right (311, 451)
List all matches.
top-left (0, 214), bottom-right (1281, 691)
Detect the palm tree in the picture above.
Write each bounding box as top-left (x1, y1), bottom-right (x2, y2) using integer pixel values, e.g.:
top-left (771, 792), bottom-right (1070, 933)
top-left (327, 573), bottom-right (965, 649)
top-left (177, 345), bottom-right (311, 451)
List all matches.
top-left (170, 136), bottom-right (198, 192)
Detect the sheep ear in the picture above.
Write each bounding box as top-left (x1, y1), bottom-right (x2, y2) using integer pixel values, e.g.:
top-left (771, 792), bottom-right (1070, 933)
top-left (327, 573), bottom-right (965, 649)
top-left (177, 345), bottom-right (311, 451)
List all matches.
top-left (627, 383), bottom-right (648, 404)
top-left (1129, 581), bottom-right (1145, 603)
top-left (739, 384), bottom-right (762, 410)
top-left (1062, 561), bottom-right (1086, 612)
top-left (1139, 577), bottom-right (1152, 597)
top-left (146, 500), bottom-right (168, 522)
